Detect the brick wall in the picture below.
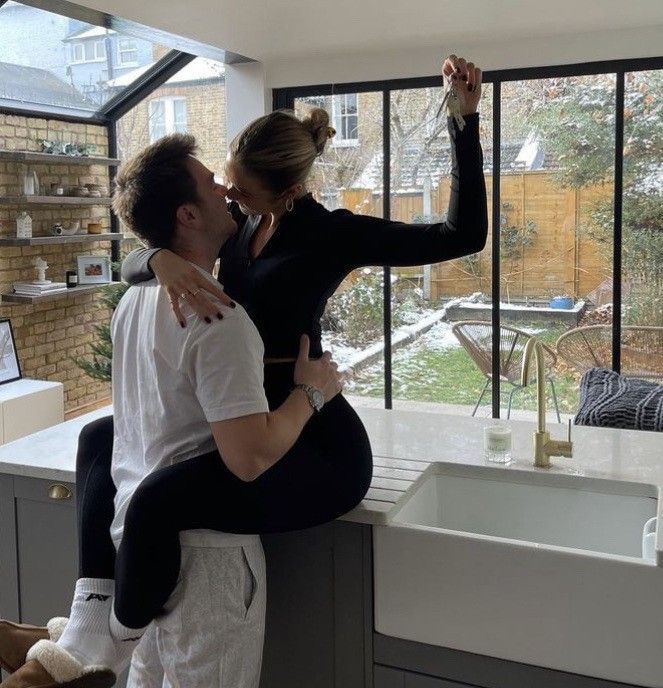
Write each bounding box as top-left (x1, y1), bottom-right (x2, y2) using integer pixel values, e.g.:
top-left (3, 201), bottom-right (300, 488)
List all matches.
top-left (0, 113), bottom-right (115, 412)
top-left (116, 79), bottom-right (227, 176)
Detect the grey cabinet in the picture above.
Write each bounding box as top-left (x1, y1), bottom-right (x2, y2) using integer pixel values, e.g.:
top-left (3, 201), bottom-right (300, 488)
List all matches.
top-left (12, 476), bottom-right (78, 626)
top-left (260, 521), bottom-right (373, 688)
top-left (0, 476), bottom-right (19, 623)
top-left (1, 473), bottom-right (372, 687)
top-left (0, 475), bottom-right (129, 688)
top-left (374, 633), bottom-right (643, 688)
top-left (0, 475), bottom-right (80, 682)
top-left (0, 475), bottom-right (78, 626)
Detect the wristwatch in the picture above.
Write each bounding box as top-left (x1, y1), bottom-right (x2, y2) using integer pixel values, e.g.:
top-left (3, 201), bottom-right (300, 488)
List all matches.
top-left (293, 384), bottom-right (325, 412)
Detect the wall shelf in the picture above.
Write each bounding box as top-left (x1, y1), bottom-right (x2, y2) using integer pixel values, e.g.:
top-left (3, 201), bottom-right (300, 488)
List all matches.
top-left (1, 282), bottom-right (123, 304)
top-left (0, 233), bottom-right (123, 246)
top-left (0, 196), bottom-right (112, 206)
top-left (0, 150), bottom-right (120, 166)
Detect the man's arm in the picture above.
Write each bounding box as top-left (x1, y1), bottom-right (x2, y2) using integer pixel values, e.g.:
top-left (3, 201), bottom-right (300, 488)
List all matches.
top-left (205, 334), bottom-right (341, 482)
top-left (211, 387), bottom-right (314, 482)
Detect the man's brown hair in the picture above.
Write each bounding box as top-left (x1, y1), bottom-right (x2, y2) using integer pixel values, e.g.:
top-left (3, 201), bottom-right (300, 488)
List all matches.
top-left (112, 134), bottom-right (200, 249)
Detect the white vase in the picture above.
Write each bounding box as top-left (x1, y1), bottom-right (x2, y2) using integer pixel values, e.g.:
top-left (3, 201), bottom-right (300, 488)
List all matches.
top-left (22, 170), bottom-right (39, 196)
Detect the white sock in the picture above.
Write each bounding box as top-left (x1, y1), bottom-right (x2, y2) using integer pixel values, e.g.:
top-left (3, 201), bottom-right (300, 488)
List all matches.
top-left (108, 600), bottom-right (149, 674)
top-left (57, 578), bottom-right (117, 669)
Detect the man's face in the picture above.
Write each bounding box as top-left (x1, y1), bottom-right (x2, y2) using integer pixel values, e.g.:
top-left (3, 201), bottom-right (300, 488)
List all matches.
top-left (186, 157), bottom-right (237, 243)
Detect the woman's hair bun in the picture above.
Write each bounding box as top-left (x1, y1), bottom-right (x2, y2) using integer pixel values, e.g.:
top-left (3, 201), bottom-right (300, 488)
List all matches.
top-left (301, 107), bottom-right (334, 155)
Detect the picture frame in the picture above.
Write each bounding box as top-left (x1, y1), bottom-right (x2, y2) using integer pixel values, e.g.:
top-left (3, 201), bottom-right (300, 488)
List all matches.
top-left (77, 255), bottom-right (111, 285)
top-left (0, 319), bottom-right (22, 386)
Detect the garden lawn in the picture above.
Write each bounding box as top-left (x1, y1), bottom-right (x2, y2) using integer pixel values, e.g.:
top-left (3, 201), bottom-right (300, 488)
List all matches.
top-left (349, 321), bottom-right (581, 414)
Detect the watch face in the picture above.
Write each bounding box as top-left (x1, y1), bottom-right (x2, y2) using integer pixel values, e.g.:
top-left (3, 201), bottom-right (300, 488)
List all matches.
top-left (312, 388), bottom-right (325, 411)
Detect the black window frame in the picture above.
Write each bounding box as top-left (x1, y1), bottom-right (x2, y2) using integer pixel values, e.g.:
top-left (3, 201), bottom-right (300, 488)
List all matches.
top-left (275, 55), bottom-right (663, 416)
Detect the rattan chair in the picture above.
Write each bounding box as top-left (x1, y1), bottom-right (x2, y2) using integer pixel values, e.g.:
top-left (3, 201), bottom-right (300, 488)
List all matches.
top-left (556, 325), bottom-right (663, 381)
top-left (451, 320), bottom-right (561, 420)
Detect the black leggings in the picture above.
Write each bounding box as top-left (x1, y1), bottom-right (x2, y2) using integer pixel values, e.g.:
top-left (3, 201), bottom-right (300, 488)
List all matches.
top-left (76, 365), bottom-right (373, 628)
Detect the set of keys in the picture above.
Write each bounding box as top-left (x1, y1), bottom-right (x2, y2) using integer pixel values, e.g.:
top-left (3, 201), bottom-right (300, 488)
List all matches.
top-left (436, 81), bottom-right (466, 131)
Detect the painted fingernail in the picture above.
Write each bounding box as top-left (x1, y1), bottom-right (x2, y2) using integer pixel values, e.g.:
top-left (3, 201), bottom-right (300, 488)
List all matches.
top-left (217, 313), bottom-right (223, 320)
top-left (230, 301), bottom-right (236, 308)
top-left (455, 67), bottom-right (461, 73)
top-left (461, 74), bottom-right (467, 81)
top-left (205, 316), bottom-right (212, 324)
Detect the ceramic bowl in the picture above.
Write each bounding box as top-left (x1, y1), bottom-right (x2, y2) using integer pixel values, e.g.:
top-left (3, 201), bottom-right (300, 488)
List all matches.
top-left (61, 221), bottom-right (81, 235)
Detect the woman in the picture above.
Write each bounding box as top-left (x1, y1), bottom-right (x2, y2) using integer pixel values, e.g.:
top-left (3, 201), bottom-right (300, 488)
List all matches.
top-left (4, 54), bottom-right (486, 681)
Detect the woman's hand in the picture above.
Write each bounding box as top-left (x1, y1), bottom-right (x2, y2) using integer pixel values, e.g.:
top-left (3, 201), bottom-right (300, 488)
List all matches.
top-left (442, 54), bottom-right (482, 116)
top-left (149, 249), bottom-right (236, 327)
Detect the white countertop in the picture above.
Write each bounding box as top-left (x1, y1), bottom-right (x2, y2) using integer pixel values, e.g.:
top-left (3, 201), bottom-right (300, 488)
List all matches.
top-left (0, 404), bottom-right (662, 527)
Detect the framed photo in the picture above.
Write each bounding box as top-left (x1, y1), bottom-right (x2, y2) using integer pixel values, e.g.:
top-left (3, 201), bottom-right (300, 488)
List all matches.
top-left (0, 319), bottom-right (21, 385)
top-left (77, 255), bottom-right (111, 284)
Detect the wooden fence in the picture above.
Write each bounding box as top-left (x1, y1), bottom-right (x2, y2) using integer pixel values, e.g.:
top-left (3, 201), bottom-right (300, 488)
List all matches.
top-left (339, 171), bottom-right (613, 301)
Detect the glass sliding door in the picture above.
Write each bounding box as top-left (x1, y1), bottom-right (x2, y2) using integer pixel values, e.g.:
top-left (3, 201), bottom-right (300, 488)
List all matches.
top-left (377, 85), bottom-right (493, 414)
top-left (499, 75), bottom-right (615, 422)
top-left (621, 69), bottom-right (663, 382)
top-left (277, 57), bottom-right (662, 418)
top-left (294, 92), bottom-right (385, 406)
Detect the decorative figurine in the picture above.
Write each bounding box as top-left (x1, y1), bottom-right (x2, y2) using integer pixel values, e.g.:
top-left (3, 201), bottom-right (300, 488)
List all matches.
top-left (33, 257), bottom-right (50, 284)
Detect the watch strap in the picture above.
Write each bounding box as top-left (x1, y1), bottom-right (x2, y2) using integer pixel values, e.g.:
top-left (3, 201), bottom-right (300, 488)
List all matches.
top-left (293, 383), bottom-right (323, 412)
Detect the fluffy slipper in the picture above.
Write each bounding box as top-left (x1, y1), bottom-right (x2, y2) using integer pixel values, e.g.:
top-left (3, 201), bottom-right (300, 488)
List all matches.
top-left (26, 639), bottom-right (115, 686)
top-left (47, 617), bottom-right (69, 642)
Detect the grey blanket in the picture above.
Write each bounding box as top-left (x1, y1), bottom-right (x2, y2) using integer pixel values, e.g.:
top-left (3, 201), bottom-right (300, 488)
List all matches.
top-left (575, 368), bottom-right (663, 432)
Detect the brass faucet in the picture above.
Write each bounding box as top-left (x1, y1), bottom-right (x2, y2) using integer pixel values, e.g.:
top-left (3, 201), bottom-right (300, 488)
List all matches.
top-left (521, 337), bottom-right (573, 468)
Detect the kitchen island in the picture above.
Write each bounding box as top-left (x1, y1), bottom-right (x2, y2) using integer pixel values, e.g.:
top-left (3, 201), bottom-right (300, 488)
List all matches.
top-left (0, 406), bottom-right (661, 687)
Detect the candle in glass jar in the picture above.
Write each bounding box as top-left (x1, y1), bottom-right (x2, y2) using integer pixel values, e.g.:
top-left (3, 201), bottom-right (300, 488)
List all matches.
top-left (483, 425), bottom-right (512, 464)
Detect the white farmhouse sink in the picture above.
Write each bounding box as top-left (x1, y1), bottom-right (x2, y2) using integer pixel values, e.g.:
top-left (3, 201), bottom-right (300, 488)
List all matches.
top-left (374, 463), bottom-right (663, 687)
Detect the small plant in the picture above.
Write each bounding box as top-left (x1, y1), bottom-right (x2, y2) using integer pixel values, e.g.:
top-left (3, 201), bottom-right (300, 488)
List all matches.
top-left (325, 268), bottom-right (385, 346)
top-left (325, 269), bottom-right (429, 348)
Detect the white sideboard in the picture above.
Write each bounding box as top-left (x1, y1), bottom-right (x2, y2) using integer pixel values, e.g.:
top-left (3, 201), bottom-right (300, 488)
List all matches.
top-left (0, 379), bottom-right (64, 444)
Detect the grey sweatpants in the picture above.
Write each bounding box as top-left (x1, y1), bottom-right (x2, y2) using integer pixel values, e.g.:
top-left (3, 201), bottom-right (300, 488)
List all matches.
top-left (126, 542), bottom-right (266, 688)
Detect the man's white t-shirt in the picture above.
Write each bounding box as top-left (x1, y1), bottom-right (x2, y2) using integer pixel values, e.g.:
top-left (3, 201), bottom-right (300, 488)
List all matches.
top-left (110, 266), bottom-right (268, 549)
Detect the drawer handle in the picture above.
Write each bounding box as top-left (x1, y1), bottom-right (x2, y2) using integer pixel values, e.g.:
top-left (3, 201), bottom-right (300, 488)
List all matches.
top-left (48, 484), bottom-right (72, 500)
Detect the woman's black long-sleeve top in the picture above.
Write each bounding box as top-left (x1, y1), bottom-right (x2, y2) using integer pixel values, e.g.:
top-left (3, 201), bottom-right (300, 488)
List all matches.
top-left (121, 113), bottom-right (487, 360)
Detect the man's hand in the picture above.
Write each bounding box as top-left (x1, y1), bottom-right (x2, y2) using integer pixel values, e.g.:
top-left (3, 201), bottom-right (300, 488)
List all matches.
top-left (294, 334), bottom-right (343, 403)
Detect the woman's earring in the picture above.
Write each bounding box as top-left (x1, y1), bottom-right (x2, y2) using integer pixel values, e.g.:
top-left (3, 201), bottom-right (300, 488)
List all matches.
top-left (285, 197), bottom-right (294, 212)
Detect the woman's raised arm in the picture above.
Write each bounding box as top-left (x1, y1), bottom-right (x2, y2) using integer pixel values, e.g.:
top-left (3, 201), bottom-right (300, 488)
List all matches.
top-left (332, 56), bottom-right (487, 271)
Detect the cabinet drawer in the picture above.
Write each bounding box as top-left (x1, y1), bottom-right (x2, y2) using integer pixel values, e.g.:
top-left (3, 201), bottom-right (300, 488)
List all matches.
top-left (13, 475), bottom-right (75, 502)
top-left (374, 666), bottom-right (470, 688)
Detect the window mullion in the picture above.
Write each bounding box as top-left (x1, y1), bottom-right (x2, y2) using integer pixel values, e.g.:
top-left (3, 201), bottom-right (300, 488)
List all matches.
top-left (492, 80), bottom-right (501, 419)
top-left (382, 88), bottom-right (393, 409)
top-left (612, 71), bottom-right (625, 374)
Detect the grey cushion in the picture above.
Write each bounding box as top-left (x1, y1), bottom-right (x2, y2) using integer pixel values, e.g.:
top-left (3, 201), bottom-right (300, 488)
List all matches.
top-left (575, 368), bottom-right (663, 432)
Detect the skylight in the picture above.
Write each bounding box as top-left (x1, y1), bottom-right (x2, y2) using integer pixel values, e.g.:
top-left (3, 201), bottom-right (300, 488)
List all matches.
top-left (0, 1), bottom-right (172, 118)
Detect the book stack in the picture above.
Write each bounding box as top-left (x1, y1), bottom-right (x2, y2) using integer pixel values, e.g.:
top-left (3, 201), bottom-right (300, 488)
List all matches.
top-left (13, 281), bottom-right (68, 297)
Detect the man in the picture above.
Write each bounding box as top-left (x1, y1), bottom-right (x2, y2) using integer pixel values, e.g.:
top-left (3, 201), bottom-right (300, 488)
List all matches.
top-left (0, 134), bottom-right (341, 687)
